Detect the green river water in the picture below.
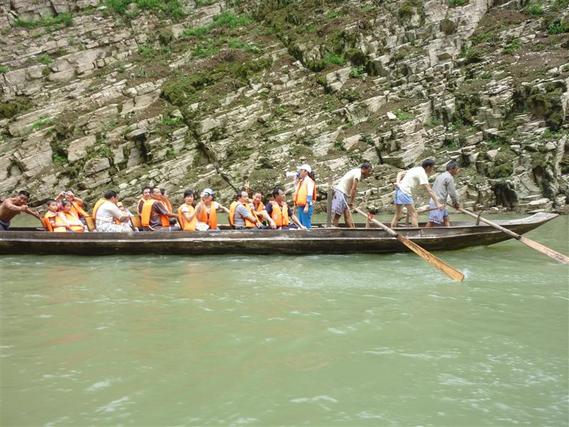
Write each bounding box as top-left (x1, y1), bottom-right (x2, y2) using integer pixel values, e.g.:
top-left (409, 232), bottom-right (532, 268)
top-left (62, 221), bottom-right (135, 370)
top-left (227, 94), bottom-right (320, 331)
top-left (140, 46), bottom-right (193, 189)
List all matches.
top-left (1, 215), bottom-right (568, 426)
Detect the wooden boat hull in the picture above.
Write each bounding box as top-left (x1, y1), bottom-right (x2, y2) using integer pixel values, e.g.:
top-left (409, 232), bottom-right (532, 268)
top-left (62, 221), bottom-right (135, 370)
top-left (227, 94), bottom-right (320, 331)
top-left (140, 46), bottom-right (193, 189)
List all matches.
top-left (0, 213), bottom-right (558, 255)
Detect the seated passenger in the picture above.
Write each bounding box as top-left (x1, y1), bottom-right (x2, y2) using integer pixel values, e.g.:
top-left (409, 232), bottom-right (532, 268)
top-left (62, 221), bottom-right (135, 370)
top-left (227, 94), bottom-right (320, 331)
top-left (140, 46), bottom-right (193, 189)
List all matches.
top-left (42, 199), bottom-right (63, 232)
top-left (140, 187), bottom-right (178, 231)
top-left (229, 191), bottom-right (263, 229)
top-left (95, 190), bottom-right (132, 232)
top-left (56, 190), bottom-right (89, 222)
top-left (137, 186), bottom-right (152, 215)
top-left (177, 189), bottom-right (197, 232)
top-left (266, 187), bottom-right (306, 230)
top-left (251, 192), bottom-right (276, 229)
top-left (195, 188), bottom-right (229, 231)
top-left (58, 200), bottom-right (87, 232)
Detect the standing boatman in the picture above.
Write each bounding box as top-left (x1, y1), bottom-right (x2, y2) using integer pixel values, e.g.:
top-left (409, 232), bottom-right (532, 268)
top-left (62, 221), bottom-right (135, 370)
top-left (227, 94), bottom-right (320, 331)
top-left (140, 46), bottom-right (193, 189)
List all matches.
top-left (293, 164), bottom-right (316, 229)
top-left (426, 160), bottom-right (461, 227)
top-left (390, 159), bottom-right (444, 228)
top-left (331, 162), bottom-right (373, 228)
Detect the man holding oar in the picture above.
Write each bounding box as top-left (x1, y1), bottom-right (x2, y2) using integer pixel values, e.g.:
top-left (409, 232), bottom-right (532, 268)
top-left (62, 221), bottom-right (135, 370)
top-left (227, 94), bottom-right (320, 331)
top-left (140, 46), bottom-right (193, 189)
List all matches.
top-left (391, 159), bottom-right (444, 228)
top-left (427, 161), bottom-right (461, 227)
top-left (0, 190), bottom-right (41, 230)
top-left (331, 162), bottom-right (373, 228)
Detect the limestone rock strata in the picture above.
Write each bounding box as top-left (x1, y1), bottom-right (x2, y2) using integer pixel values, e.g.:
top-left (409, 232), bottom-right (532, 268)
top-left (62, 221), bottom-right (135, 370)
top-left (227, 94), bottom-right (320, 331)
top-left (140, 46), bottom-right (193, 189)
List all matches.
top-left (0, 0), bottom-right (567, 214)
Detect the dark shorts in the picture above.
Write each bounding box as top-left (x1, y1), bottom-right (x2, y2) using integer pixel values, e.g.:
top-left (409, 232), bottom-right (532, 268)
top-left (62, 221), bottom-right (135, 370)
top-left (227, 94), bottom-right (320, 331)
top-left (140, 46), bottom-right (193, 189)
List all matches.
top-left (0, 220), bottom-right (10, 231)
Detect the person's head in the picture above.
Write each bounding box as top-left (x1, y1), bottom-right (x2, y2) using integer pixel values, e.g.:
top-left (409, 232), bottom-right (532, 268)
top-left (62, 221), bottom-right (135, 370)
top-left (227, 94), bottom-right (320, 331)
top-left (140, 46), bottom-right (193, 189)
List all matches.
top-left (60, 199), bottom-right (72, 213)
top-left (46, 199), bottom-right (58, 212)
top-left (151, 187), bottom-right (162, 200)
top-left (64, 191), bottom-right (75, 202)
top-left (141, 186), bottom-right (152, 199)
top-left (183, 189), bottom-right (194, 204)
top-left (421, 159), bottom-right (436, 176)
top-left (160, 188), bottom-right (167, 196)
top-left (201, 188), bottom-right (214, 204)
top-left (297, 164), bottom-right (311, 178)
top-left (361, 162), bottom-right (373, 178)
top-left (238, 190), bottom-right (249, 203)
top-left (252, 192), bottom-right (263, 205)
top-left (103, 190), bottom-right (118, 203)
top-left (272, 187), bottom-right (285, 204)
top-left (446, 160), bottom-right (460, 176)
top-left (14, 190), bottom-right (30, 205)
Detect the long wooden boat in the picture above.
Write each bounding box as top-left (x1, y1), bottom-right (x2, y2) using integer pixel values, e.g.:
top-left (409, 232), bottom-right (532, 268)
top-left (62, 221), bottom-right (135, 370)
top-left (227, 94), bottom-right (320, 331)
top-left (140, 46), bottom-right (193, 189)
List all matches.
top-left (0, 212), bottom-right (558, 255)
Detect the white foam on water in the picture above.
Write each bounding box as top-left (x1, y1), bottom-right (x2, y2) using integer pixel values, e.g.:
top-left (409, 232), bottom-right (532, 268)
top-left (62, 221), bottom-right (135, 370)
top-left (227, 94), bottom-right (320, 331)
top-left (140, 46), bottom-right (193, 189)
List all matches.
top-left (86, 378), bottom-right (117, 392)
top-left (95, 396), bottom-right (130, 414)
top-left (290, 395), bottom-right (338, 404)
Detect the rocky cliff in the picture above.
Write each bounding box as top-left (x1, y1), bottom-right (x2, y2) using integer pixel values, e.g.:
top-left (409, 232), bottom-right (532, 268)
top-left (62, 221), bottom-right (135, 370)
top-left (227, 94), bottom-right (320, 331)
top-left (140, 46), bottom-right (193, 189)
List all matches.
top-left (1, 0), bottom-right (568, 212)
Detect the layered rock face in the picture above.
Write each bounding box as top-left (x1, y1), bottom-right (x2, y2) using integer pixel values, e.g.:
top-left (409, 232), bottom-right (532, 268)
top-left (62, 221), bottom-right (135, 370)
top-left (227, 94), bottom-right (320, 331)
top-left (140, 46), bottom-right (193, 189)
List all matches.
top-left (1, 0), bottom-right (568, 213)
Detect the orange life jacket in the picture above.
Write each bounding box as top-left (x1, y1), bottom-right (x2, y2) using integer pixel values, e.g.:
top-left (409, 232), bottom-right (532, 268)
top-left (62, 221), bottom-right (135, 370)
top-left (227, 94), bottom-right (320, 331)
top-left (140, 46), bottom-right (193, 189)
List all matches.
top-left (163, 197), bottom-right (173, 213)
top-left (228, 201), bottom-right (238, 227)
top-left (177, 204), bottom-right (197, 232)
top-left (92, 198), bottom-right (106, 221)
top-left (293, 176), bottom-right (316, 206)
top-left (253, 201), bottom-right (265, 222)
top-left (70, 200), bottom-right (89, 218)
top-left (137, 198), bottom-right (145, 215)
top-left (42, 211), bottom-right (58, 232)
top-left (141, 199), bottom-right (170, 228)
top-left (196, 201), bottom-right (217, 229)
top-left (269, 201), bottom-right (290, 227)
top-left (59, 211), bottom-right (85, 232)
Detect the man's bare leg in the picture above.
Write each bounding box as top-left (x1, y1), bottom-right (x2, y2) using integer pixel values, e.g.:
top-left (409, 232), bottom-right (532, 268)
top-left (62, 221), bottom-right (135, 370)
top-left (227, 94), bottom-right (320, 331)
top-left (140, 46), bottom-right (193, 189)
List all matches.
top-left (332, 213), bottom-right (341, 227)
top-left (391, 205), bottom-right (402, 228)
top-left (407, 204), bottom-right (418, 227)
top-left (345, 207), bottom-right (355, 228)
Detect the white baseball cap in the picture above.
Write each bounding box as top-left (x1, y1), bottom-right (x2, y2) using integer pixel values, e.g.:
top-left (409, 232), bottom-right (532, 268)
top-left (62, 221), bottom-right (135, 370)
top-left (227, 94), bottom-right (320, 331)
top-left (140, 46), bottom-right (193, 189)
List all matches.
top-left (201, 188), bottom-right (215, 197)
top-left (297, 164), bottom-right (312, 173)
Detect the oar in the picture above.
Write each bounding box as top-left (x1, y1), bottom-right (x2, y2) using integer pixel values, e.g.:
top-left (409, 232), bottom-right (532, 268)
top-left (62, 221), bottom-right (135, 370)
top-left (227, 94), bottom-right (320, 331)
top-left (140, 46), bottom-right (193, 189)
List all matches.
top-left (355, 208), bottom-right (465, 282)
top-left (457, 207), bottom-right (569, 265)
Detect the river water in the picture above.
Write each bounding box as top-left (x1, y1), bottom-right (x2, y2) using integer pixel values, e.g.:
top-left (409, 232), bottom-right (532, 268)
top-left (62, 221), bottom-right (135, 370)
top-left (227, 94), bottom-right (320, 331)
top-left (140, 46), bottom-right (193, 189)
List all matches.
top-left (1, 215), bottom-right (567, 426)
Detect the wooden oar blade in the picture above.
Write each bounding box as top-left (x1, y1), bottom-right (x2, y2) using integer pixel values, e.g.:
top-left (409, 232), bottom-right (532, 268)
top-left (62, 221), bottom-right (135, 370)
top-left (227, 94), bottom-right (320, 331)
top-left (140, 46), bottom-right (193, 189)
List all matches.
top-left (520, 236), bottom-right (569, 265)
top-left (396, 235), bottom-right (465, 282)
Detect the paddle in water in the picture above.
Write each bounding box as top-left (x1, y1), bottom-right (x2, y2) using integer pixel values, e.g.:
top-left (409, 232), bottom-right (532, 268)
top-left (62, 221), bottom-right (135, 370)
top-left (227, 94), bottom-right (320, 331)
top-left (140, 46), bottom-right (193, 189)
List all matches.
top-left (458, 208), bottom-right (569, 265)
top-left (355, 208), bottom-right (465, 282)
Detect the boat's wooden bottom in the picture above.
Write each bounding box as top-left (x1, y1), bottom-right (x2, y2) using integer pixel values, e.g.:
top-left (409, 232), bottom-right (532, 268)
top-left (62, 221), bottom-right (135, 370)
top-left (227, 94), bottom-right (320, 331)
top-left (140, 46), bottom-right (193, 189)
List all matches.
top-left (0, 213), bottom-right (558, 255)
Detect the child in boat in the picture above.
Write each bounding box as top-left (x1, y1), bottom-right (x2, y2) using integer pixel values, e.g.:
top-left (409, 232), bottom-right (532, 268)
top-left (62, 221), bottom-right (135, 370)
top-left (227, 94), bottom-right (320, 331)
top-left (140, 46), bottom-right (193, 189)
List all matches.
top-left (42, 199), bottom-right (62, 232)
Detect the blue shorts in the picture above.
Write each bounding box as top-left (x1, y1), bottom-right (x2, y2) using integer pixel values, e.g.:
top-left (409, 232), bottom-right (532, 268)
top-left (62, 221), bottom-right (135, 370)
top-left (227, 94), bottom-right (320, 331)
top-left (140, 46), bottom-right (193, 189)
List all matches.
top-left (394, 189), bottom-right (413, 205)
top-left (428, 201), bottom-right (448, 224)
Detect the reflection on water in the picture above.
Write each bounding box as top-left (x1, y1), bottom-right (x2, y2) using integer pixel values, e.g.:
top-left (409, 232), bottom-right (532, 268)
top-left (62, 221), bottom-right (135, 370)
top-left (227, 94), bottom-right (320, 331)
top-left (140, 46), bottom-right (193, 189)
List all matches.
top-left (0, 217), bottom-right (567, 426)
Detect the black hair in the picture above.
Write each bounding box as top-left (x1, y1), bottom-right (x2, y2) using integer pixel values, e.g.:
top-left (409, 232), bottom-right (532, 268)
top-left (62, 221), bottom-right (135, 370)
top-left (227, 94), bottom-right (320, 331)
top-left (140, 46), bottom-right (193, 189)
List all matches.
top-left (446, 160), bottom-right (459, 171)
top-left (18, 190), bottom-right (30, 198)
top-left (421, 159), bottom-right (435, 169)
top-left (104, 190), bottom-right (118, 200)
top-left (160, 188), bottom-right (166, 196)
top-left (142, 186), bottom-right (151, 192)
top-left (361, 162), bottom-right (372, 170)
top-left (60, 199), bottom-right (70, 207)
top-left (272, 187), bottom-right (285, 198)
top-left (183, 189), bottom-right (194, 198)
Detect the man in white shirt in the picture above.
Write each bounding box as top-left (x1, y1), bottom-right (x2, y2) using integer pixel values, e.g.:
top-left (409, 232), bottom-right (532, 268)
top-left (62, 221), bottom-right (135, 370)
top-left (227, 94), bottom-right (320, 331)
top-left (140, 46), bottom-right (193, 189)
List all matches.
top-left (331, 162), bottom-right (373, 227)
top-left (390, 159), bottom-right (443, 228)
top-left (95, 190), bottom-right (133, 232)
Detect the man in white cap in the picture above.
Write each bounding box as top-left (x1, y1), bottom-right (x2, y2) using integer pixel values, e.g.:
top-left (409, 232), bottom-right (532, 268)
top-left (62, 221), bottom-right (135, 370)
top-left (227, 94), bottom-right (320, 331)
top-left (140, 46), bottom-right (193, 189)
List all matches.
top-left (293, 164), bottom-right (316, 229)
top-left (195, 188), bottom-right (229, 231)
